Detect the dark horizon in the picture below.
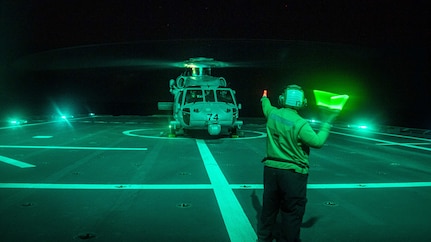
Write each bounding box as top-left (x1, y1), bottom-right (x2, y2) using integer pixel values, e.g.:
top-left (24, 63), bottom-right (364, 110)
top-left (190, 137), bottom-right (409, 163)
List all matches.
top-left (1, 1), bottom-right (429, 129)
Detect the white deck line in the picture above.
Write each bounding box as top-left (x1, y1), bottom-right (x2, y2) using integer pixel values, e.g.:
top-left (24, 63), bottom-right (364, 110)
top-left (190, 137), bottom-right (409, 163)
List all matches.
top-left (1, 182), bottom-right (431, 190)
top-left (0, 155), bottom-right (35, 168)
top-left (230, 182), bottom-right (431, 189)
top-left (0, 145), bottom-right (148, 151)
top-left (331, 131), bottom-right (431, 152)
top-left (196, 139), bottom-right (257, 242)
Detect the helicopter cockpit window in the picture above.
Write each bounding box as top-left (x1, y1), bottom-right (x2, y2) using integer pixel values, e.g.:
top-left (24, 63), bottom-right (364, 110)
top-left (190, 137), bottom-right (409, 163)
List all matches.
top-left (204, 90), bottom-right (215, 102)
top-left (216, 90), bottom-right (234, 104)
top-left (202, 68), bottom-right (211, 76)
top-left (185, 90), bottom-right (203, 103)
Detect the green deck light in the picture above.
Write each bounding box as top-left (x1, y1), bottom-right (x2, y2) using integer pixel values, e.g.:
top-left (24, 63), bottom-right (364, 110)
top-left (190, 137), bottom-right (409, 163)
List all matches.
top-left (313, 90), bottom-right (349, 110)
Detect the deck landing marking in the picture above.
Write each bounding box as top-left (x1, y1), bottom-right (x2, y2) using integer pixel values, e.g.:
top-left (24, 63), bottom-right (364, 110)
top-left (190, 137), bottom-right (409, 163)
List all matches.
top-left (1, 182), bottom-right (431, 190)
top-left (0, 145), bottom-right (147, 151)
top-left (196, 139), bottom-right (257, 242)
top-left (0, 155), bottom-right (35, 168)
top-left (376, 142), bottom-right (431, 146)
top-left (123, 128), bottom-right (265, 140)
top-left (0, 183), bottom-right (212, 189)
top-left (230, 182), bottom-right (431, 189)
top-left (32, 136), bottom-right (53, 139)
top-left (331, 131), bottom-right (431, 152)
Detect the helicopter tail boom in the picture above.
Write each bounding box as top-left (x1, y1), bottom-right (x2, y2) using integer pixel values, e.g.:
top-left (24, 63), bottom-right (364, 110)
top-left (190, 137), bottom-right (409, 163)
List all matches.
top-left (157, 102), bottom-right (173, 111)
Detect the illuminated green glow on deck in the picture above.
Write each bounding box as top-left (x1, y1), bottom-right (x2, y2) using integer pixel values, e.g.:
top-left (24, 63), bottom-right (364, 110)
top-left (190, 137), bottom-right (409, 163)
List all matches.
top-left (313, 90), bottom-right (349, 110)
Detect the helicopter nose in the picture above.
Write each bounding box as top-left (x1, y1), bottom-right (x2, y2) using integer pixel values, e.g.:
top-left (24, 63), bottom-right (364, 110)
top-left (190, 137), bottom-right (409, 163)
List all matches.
top-left (208, 124), bottom-right (221, 135)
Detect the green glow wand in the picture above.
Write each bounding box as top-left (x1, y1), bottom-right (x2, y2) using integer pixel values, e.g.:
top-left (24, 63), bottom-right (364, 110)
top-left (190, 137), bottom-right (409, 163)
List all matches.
top-left (313, 90), bottom-right (349, 110)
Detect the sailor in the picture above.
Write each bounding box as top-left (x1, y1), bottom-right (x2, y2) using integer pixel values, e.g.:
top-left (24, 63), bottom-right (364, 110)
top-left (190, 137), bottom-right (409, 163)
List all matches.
top-left (257, 85), bottom-right (340, 242)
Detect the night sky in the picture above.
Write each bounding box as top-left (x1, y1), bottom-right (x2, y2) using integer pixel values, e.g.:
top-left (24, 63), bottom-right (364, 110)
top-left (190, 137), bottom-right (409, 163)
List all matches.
top-left (0, 0), bottom-right (430, 128)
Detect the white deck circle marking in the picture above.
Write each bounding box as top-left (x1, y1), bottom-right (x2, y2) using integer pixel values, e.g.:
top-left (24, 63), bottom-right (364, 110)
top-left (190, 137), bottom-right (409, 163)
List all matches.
top-left (32, 136), bottom-right (53, 139)
top-left (123, 128), bottom-right (266, 140)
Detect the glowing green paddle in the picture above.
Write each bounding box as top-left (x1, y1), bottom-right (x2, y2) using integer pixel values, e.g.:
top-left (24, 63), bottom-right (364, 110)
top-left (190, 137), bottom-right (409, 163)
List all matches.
top-left (313, 90), bottom-right (349, 110)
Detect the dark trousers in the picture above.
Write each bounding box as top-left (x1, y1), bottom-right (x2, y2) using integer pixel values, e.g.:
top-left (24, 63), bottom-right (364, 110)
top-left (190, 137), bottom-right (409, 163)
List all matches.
top-left (257, 166), bottom-right (308, 242)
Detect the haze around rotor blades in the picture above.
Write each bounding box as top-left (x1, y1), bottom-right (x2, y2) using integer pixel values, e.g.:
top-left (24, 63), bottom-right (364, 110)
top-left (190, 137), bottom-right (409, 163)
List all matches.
top-left (12, 54), bottom-right (185, 71)
top-left (12, 54), bottom-right (274, 71)
top-left (10, 43), bottom-right (278, 71)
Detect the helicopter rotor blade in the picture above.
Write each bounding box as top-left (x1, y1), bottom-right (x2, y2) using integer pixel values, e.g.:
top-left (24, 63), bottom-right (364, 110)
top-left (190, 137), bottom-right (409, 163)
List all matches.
top-left (12, 54), bottom-right (183, 71)
top-left (11, 55), bottom-right (269, 71)
top-left (10, 42), bottom-right (279, 71)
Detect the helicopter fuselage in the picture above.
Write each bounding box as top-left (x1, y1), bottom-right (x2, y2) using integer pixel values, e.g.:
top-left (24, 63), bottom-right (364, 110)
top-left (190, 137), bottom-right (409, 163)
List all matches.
top-left (158, 58), bottom-right (243, 136)
top-left (171, 86), bottom-right (241, 135)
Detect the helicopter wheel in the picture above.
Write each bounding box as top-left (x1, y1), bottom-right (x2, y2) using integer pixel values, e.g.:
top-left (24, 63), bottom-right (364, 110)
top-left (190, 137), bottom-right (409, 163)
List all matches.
top-left (229, 128), bottom-right (239, 138)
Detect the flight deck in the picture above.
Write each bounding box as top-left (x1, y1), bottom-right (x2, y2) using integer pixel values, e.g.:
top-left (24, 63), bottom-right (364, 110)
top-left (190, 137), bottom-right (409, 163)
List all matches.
top-left (0, 115), bottom-right (430, 242)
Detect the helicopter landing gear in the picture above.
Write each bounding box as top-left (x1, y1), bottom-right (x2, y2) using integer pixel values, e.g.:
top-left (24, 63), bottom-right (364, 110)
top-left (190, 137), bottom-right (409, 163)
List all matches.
top-left (168, 126), bottom-right (185, 138)
top-left (229, 127), bottom-right (239, 138)
top-left (168, 125), bottom-right (177, 138)
top-left (168, 121), bottom-right (182, 138)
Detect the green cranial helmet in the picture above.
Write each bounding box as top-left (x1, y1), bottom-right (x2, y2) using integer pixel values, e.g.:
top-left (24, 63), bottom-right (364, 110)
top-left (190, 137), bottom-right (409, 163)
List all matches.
top-left (279, 84), bottom-right (307, 109)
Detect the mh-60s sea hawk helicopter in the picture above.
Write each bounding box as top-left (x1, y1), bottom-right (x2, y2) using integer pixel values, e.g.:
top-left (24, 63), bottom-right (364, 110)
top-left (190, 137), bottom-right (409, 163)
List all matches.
top-left (158, 57), bottom-right (243, 137)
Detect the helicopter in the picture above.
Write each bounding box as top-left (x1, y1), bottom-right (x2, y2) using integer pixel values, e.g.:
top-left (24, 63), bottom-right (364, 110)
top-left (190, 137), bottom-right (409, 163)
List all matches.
top-left (158, 57), bottom-right (243, 137)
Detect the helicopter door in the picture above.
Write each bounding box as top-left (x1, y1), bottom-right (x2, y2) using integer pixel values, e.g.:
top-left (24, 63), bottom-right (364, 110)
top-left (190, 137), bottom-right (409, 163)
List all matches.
top-left (175, 91), bottom-right (184, 110)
